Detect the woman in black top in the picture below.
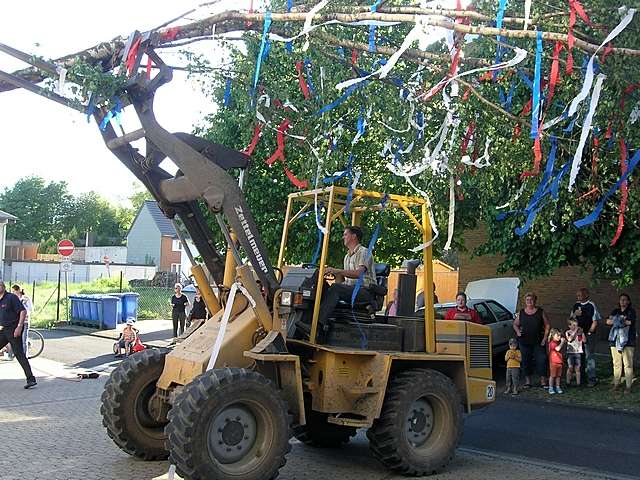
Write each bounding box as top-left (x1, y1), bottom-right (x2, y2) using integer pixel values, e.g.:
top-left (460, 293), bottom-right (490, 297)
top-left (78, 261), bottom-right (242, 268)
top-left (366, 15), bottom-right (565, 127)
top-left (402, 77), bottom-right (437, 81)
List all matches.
top-left (188, 286), bottom-right (208, 327)
top-left (170, 283), bottom-right (190, 338)
top-left (606, 293), bottom-right (636, 393)
top-left (513, 292), bottom-right (551, 388)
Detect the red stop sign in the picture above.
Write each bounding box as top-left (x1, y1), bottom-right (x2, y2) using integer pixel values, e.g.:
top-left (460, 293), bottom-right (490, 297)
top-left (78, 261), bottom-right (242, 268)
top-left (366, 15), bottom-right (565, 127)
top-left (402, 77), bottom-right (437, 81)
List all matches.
top-left (57, 239), bottom-right (75, 257)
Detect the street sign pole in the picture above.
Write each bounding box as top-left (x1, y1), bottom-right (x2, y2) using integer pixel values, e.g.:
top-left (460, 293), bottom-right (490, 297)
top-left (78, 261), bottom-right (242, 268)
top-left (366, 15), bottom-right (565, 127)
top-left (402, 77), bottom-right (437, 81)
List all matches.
top-left (56, 270), bottom-right (61, 324)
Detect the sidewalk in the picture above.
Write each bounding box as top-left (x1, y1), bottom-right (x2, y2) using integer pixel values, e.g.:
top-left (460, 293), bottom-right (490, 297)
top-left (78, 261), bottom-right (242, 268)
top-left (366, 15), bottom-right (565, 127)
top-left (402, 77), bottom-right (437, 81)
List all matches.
top-left (1, 358), bottom-right (636, 480)
top-left (56, 319), bottom-right (174, 347)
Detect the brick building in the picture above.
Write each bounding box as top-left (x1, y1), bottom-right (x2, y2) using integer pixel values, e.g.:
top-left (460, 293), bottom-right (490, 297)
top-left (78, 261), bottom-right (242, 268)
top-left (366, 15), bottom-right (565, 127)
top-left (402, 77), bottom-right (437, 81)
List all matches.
top-left (458, 227), bottom-right (640, 353)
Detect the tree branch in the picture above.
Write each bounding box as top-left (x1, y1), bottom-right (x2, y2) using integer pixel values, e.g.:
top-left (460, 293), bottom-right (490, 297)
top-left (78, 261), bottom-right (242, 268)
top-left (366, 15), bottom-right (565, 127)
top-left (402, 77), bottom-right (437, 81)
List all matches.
top-left (1, 9), bottom-right (637, 94)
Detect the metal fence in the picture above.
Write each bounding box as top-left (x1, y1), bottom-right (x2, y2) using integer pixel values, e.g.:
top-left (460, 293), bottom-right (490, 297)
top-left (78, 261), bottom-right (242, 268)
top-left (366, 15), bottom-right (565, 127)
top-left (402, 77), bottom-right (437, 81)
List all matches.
top-left (18, 272), bottom-right (183, 327)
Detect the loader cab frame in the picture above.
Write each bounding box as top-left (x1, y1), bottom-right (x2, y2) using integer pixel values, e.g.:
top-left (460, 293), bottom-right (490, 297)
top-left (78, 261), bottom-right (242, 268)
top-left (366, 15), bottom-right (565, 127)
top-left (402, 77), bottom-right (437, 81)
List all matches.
top-left (276, 185), bottom-right (437, 353)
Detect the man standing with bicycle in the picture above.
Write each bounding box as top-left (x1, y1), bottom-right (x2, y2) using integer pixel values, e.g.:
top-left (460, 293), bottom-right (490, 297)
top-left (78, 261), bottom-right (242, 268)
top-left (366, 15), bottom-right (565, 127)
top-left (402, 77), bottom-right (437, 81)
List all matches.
top-left (0, 280), bottom-right (36, 388)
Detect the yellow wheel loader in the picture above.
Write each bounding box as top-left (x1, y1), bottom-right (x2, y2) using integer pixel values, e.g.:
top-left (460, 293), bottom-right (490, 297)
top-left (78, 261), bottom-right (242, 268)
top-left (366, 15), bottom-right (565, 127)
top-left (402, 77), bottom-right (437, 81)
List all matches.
top-left (0, 33), bottom-right (496, 480)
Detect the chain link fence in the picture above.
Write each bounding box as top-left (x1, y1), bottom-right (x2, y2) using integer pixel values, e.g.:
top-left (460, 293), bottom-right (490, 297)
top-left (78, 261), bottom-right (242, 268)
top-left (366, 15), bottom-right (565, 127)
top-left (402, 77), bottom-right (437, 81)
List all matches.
top-left (17, 272), bottom-right (184, 327)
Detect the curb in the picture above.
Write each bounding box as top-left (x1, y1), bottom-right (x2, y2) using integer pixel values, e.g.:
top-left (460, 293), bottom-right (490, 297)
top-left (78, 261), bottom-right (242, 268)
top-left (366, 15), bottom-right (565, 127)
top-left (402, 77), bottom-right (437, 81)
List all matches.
top-left (460, 447), bottom-right (638, 480)
top-left (497, 389), bottom-right (640, 418)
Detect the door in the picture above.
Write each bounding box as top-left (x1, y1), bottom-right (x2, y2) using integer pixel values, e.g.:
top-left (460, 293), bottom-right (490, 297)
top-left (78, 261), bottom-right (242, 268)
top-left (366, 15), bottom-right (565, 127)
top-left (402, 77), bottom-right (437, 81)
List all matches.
top-left (472, 302), bottom-right (502, 350)
top-left (486, 300), bottom-right (514, 353)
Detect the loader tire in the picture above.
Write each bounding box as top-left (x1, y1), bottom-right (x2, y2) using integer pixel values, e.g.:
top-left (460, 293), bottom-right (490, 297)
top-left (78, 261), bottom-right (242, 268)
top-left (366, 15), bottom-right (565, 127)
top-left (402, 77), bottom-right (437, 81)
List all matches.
top-left (101, 348), bottom-right (169, 460)
top-left (167, 368), bottom-right (291, 480)
top-left (366, 369), bottom-right (462, 476)
top-left (293, 396), bottom-right (356, 447)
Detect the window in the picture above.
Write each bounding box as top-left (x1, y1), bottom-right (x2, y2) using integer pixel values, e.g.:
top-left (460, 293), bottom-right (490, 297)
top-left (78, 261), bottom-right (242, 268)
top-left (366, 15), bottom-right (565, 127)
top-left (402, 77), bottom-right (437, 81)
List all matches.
top-left (486, 301), bottom-right (513, 322)
top-left (171, 263), bottom-right (181, 273)
top-left (172, 239), bottom-right (181, 252)
top-left (473, 302), bottom-right (496, 324)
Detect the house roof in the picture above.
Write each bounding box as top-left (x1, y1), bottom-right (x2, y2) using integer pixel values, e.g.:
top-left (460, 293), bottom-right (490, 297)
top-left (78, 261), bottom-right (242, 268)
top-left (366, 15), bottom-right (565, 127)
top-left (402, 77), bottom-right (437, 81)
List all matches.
top-left (128, 201), bottom-right (177, 238)
top-left (0, 209), bottom-right (18, 223)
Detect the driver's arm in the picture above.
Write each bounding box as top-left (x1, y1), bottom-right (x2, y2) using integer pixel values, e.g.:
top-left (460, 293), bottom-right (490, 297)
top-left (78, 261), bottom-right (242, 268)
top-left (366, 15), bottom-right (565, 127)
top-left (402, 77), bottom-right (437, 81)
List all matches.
top-left (326, 265), bottom-right (365, 279)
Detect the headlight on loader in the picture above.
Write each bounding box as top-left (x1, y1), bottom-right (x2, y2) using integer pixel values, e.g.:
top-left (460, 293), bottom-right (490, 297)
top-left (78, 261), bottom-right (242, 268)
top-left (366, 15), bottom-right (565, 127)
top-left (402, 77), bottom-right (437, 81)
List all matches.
top-left (281, 291), bottom-right (292, 306)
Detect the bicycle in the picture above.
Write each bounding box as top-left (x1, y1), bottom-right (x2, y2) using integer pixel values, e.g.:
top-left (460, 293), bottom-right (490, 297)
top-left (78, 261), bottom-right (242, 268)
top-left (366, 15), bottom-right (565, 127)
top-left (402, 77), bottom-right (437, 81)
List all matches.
top-left (26, 329), bottom-right (45, 359)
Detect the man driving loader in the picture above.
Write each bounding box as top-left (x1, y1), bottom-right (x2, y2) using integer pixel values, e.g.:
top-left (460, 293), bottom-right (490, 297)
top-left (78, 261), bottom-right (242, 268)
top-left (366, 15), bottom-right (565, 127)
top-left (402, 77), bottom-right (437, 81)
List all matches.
top-left (317, 226), bottom-right (376, 330)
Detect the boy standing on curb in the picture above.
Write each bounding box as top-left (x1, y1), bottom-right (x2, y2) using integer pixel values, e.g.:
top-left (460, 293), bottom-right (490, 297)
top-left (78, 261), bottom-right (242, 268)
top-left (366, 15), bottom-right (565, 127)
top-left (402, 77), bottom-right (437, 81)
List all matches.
top-left (504, 338), bottom-right (521, 395)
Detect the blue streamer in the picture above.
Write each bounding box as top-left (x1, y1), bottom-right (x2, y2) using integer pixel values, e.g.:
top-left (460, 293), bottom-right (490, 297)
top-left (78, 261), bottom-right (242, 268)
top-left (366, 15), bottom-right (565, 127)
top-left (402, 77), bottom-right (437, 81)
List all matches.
top-left (574, 148), bottom-right (640, 228)
top-left (311, 228), bottom-right (323, 265)
top-left (497, 137), bottom-right (568, 236)
top-left (222, 78), bottom-right (232, 107)
top-left (357, 106), bottom-right (366, 136)
top-left (493, 0), bottom-right (509, 79)
top-left (315, 81), bottom-right (370, 116)
top-left (252, 11), bottom-right (272, 90)
top-left (530, 30), bottom-right (543, 139)
top-left (285, 0), bottom-right (294, 53)
top-left (99, 97), bottom-right (123, 131)
top-left (504, 77), bottom-right (517, 112)
top-left (323, 155), bottom-right (353, 184)
top-left (416, 111), bottom-right (424, 140)
top-left (304, 58), bottom-right (316, 94)
top-left (337, 46), bottom-right (345, 58)
top-left (368, 0), bottom-right (382, 52)
top-left (85, 93), bottom-right (96, 123)
top-left (517, 69), bottom-right (533, 90)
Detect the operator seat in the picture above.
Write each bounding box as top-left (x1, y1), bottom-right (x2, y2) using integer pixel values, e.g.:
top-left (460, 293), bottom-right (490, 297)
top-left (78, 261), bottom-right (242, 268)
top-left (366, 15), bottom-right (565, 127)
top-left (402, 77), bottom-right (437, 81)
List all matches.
top-left (333, 263), bottom-right (390, 320)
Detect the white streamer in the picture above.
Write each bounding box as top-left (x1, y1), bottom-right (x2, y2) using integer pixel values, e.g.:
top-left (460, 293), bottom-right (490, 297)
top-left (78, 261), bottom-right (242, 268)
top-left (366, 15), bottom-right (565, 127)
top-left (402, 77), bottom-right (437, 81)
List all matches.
top-left (55, 66), bottom-right (67, 95)
top-left (568, 73), bottom-right (606, 192)
top-left (420, 47), bottom-right (527, 100)
top-left (629, 101), bottom-right (640, 125)
top-left (302, 0), bottom-right (329, 51)
top-left (495, 182), bottom-right (526, 210)
top-left (523, 0), bottom-right (532, 30)
top-left (443, 176), bottom-right (455, 250)
top-left (335, 16), bottom-right (436, 91)
top-left (568, 8), bottom-right (635, 117)
top-left (206, 282), bottom-right (256, 371)
top-left (270, 19), bottom-right (400, 44)
top-left (461, 138), bottom-right (491, 168)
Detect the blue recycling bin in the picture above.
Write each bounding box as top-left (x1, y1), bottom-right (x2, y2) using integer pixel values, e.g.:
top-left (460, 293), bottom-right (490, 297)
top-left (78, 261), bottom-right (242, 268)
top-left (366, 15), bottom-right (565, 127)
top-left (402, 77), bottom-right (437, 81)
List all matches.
top-left (108, 292), bottom-right (140, 322)
top-left (69, 294), bottom-right (121, 329)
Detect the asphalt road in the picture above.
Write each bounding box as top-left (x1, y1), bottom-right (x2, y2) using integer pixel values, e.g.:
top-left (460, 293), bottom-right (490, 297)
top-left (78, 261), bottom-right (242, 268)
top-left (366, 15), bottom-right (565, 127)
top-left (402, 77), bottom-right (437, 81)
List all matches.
top-left (36, 328), bottom-right (640, 478)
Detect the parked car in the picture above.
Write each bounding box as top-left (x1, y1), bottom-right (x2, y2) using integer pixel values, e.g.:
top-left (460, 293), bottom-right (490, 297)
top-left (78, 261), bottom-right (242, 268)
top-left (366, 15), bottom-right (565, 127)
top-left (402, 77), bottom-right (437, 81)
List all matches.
top-left (416, 277), bottom-right (520, 354)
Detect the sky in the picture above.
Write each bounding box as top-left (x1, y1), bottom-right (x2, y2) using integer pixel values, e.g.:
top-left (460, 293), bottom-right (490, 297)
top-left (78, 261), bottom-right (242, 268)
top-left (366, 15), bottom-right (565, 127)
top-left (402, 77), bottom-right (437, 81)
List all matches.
top-left (0, 0), bottom-right (458, 208)
top-left (0, 1), bottom-right (243, 206)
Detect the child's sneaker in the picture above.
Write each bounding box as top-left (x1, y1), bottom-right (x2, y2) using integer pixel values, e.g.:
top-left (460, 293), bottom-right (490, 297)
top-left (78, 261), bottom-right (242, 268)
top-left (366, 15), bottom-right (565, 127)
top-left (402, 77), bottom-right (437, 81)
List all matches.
top-left (555, 387), bottom-right (564, 394)
top-left (548, 387), bottom-right (556, 394)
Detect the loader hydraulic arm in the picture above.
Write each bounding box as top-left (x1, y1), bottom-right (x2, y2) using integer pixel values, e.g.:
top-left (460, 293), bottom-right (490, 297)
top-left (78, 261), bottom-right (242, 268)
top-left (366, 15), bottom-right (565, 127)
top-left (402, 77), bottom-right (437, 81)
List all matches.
top-left (0, 32), bottom-right (280, 300)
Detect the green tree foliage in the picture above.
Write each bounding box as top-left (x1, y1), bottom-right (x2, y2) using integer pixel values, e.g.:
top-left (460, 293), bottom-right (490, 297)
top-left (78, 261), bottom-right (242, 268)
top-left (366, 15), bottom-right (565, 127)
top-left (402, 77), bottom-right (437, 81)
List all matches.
top-left (0, 176), bottom-right (131, 249)
top-left (188, 0), bottom-right (640, 285)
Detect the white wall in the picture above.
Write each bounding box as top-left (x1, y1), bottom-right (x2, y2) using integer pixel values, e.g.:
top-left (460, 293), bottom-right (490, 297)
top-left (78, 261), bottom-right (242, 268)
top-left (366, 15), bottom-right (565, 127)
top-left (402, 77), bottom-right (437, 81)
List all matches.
top-left (0, 221), bottom-right (6, 280)
top-left (180, 240), bottom-right (199, 280)
top-left (74, 246), bottom-right (128, 263)
top-left (5, 260), bottom-right (156, 284)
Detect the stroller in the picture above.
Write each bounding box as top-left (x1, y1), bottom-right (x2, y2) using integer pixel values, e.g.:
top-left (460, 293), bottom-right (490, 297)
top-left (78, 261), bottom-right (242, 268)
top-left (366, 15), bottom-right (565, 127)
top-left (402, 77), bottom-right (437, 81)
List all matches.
top-left (113, 318), bottom-right (146, 357)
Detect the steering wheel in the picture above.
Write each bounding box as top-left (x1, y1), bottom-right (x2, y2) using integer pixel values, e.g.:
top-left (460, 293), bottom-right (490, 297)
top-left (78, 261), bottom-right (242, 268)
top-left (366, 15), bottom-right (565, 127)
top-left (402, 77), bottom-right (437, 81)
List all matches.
top-left (301, 263), bottom-right (318, 269)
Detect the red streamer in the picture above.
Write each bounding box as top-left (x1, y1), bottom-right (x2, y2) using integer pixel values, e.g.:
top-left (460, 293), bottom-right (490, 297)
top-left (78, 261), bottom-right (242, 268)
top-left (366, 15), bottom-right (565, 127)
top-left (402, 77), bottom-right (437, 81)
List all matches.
top-left (546, 42), bottom-right (563, 113)
top-left (125, 37), bottom-right (141, 75)
top-left (591, 136), bottom-right (599, 178)
top-left (520, 137), bottom-right (543, 180)
top-left (266, 119), bottom-right (308, 189)
top-left (566, 0), bottom-right (591, 75)
top-left (146, 56), bottom-right (152, 79)
top-left (601, 42), bottom-right (614, 64)
top-left (513, 97), bottom-right (533, 138)
top-left (351, 49), bottom-right (359, 65)
top-left (243, 123), bottom-right (263, 156)
top-left (461, 122), bottom-right (475, 155)
top-left (295, 61), bottom-right (311, 100)
top-left (160, 27), bottom-right (180, 41)
top-left (611, 138), bottom-right (629, 246)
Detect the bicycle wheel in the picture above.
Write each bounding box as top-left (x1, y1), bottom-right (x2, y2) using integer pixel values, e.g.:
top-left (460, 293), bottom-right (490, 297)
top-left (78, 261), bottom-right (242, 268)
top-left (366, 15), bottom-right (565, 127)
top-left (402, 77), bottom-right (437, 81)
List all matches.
top-left (26, 329), bottom-right (45, 359)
